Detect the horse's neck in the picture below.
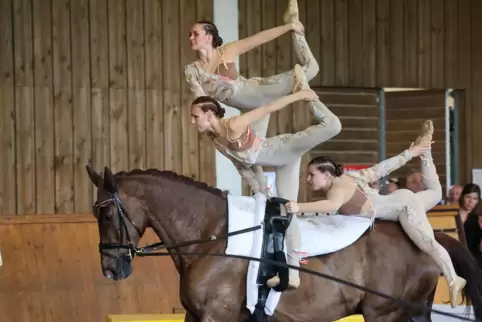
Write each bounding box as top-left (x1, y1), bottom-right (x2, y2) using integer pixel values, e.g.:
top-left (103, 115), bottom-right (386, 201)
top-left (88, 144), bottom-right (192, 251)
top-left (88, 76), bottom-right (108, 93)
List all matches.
top-left (143, 178), bottom-right (228, 268)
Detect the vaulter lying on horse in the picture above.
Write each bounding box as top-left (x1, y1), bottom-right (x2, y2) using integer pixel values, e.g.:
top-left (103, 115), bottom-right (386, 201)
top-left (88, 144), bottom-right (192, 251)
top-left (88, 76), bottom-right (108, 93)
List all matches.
top-left (282, 120), bottom-right (466, 308)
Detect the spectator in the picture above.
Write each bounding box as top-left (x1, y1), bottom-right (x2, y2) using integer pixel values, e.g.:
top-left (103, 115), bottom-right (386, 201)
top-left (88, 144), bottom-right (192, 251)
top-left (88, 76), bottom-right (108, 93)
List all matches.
top-left (447, 184), bottom-right (463, 205)
top-left (457, 183), bottom-right (482, 267)
top-left (385, 177), bottom-right (399, 194)
top-left (405, 169), bottom-right (425, 193)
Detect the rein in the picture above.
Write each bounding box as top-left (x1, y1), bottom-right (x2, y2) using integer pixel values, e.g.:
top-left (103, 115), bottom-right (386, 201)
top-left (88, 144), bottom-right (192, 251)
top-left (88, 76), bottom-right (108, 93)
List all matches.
top-left (137, 251), bottom-right (479, 322)
top-left (96, 193), bottom-right (479, 322)
top-left (95, 193), bottom-right (262, 258)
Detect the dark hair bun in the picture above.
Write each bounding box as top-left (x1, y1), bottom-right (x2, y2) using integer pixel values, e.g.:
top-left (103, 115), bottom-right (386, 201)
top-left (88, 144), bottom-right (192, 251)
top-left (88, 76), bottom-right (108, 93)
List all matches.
top-left (213, 36), bottom-right (223, 48)
top-left (334, 163), bottom-right (344, 176)
top-left (218, 106), bottom-right (226, 118)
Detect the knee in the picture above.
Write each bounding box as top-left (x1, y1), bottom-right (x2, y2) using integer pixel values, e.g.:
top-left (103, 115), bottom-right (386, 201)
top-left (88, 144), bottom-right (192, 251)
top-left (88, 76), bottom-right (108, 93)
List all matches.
top-left (423, 181), bottom-right (443, 210)
top-left (431, 183), bottom-right (443, 204)
top-left (302, 60), bottom-right (319, 82)
top-left (396, 190), bottom-right (427, 217)
top-left (330, 116), bottom-right (342, 136)
top-left (318, 114), bottom-right (342, 139)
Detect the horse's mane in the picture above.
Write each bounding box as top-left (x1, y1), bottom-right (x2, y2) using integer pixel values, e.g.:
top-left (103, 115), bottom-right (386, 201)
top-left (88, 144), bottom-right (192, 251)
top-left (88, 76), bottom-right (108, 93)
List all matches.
top-left (114, 168), bottom-right (228, 199)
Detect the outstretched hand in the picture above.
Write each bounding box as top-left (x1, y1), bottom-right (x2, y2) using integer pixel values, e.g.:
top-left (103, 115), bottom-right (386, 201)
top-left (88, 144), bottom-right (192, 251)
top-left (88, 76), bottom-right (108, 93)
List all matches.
top-left (290, 21), bottom-right (305, 36)
top-left (297, 89), bottom-right (319, 102)
top-left (408, 140), bottom-right (433, 157)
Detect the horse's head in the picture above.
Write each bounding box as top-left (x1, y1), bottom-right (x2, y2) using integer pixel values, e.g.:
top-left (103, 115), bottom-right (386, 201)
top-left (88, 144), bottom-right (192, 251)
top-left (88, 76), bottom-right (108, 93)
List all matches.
top-left (86, 165), bottom-right (148, 281)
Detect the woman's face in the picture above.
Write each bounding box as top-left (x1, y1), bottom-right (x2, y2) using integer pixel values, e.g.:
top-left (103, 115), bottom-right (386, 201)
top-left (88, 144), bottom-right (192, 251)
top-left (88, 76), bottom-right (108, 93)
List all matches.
top-left (190, 105), bottom-right (212, 133)
top-left (306, 164), bottom-right (331, 191)
top-left (189, 23), bottom-right (212, 51)
top-left (462, 192), bottom-right (479, 212)
top-left (386, 182), bottom-right (398, 194)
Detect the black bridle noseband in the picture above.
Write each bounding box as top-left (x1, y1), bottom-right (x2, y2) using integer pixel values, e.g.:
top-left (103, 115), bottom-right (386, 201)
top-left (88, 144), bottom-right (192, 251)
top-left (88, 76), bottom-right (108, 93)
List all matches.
top-left (96, 192), bottom-right (144, 261)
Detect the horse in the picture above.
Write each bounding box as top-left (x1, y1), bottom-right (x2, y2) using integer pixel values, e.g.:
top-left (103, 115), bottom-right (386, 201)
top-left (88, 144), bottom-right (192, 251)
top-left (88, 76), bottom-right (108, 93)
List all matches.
top-left (86, 165), bottom-right (482, 322)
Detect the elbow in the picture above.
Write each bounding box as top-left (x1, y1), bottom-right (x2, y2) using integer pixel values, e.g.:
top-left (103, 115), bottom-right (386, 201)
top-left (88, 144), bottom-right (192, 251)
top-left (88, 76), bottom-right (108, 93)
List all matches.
top-left (332, 116), bottom-right (342, 135)
top-left (326, 115), bottom-right (342, 138)
top-left (331, 203), bottom-right (343, 214)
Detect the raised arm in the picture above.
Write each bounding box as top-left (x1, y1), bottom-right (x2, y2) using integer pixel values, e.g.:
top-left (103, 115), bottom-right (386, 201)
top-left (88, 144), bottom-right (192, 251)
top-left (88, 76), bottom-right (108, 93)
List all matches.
top-left (228, 90), bottom-right (317, 134)
top-left (222, 22), bottom-right (300, 59)
top-left (184, 64), bottom-right (207, 98)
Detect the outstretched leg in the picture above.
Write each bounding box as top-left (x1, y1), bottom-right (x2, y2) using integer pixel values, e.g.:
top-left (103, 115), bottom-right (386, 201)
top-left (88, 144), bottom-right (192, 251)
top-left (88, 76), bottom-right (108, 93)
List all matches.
top-left (376, 190), bottom-right (466, 308)
top-left (255, 66), bottom-right (341, 167)
top-left (411, 120), bottom-right (443, 211)
top-left (283, 0), bottom-right (319, 81)
top-left (224, 65), bottom-right (309, 138)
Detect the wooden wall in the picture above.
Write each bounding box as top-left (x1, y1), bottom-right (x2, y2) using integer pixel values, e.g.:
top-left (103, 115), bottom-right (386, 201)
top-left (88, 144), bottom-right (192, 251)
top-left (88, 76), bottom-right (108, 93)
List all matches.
top-left (0, 214), bottom-right (183, 322)
top-left (385, 90), bottom-right (449, 192)
top-left (239, 0), bottom-right (482, 199)
top-left (0, 0), bottom-right (215, 216)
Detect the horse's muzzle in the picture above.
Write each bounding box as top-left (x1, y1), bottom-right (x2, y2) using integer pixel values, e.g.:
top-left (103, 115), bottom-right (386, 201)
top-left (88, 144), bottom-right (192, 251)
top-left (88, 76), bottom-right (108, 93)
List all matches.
top-left (102, 257), bottom-right (132, 280)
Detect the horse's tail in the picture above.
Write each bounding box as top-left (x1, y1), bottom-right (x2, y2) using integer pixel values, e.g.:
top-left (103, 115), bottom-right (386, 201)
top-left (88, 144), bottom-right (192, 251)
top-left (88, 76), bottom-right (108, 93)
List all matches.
top-left (435, 232), bottom-right (482, 320)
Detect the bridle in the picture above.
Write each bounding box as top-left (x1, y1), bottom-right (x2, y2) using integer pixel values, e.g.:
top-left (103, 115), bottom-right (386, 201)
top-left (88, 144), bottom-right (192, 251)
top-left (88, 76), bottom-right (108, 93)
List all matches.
top-left (95, 192), bottom-right (144, 262)
top-left (94, 192), bottom-right (260, 261)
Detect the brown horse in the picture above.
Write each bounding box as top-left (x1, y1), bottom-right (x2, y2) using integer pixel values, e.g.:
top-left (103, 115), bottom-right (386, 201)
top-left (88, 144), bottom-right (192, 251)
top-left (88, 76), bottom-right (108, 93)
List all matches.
top-left (86, 166), bottom-right (482, 322)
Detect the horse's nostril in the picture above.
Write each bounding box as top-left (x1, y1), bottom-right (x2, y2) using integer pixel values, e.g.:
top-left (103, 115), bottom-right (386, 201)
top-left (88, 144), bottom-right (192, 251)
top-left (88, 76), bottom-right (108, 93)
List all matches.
top-left (104, 269), bottom-right (114, 279)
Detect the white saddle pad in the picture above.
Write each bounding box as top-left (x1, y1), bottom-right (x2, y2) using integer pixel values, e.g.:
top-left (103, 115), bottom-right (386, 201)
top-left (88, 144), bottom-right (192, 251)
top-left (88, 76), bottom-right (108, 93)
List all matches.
top-left (225, 193), bottom-right (372, 316)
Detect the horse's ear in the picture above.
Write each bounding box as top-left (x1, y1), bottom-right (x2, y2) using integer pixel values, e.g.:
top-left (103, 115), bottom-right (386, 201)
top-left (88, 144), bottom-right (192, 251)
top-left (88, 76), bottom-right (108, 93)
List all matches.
top-left (103, 166), bottom-right (118, 194)
top-left (86, 165), bottom-right (102, 187)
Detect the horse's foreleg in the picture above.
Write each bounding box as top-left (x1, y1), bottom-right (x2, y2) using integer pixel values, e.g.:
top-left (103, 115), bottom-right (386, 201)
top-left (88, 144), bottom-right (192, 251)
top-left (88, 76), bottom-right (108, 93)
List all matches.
top-left (184, 311), bottom-right (200, 322)
top-left (200, 313), bottom-right (221, 322)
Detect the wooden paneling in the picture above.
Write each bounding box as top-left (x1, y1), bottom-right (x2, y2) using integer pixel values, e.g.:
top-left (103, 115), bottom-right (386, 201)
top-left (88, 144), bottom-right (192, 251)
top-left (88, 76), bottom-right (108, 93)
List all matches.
top-left (0, 214), bottom-right (182, 322)
top-left (0, 0), bottom-right (15, 215)
top-left (239, 0), bottom-right (482, 192)
top-left (385, 90), bottom-right (448, 193)
top-left (0, 0), bottom-right (215, 216)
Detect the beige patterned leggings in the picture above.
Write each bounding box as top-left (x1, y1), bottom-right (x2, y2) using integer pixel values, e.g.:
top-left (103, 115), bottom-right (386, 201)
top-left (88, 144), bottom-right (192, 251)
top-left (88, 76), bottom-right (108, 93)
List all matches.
top-left (374, 152), bottom-right (455, 285)
top-left (225, 33), bottom-right (319, 139)
top-left (415, 154), bottom-right (443, 211)
top-left (254, 98), bottom-right (341, 278)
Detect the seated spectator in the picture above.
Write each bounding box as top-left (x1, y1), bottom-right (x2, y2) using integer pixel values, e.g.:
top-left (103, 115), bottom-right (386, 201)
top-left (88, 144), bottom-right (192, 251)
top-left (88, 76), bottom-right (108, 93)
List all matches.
top-left (405, 169), bottom-right (425, 193)
top-left (404, 168), bottom-right (446, 205)
top-left (385, 177), bottom-right (399, 194)
top-left (457, 183), bottom-right (482, 267)
top-left (447, 184), bottom-right (463, 205)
